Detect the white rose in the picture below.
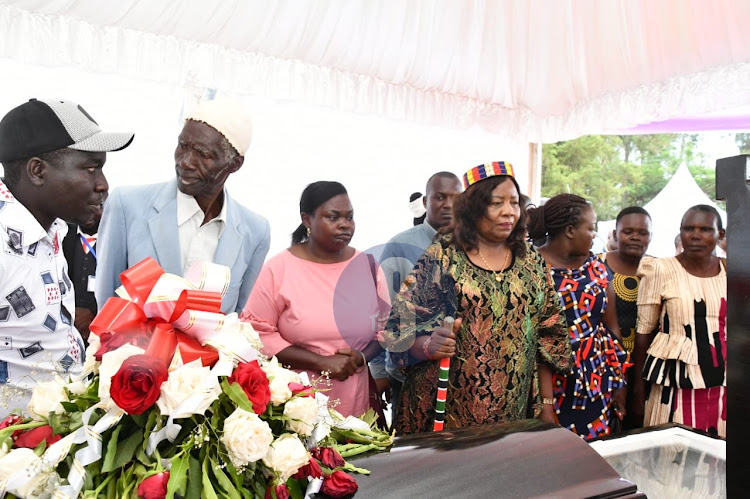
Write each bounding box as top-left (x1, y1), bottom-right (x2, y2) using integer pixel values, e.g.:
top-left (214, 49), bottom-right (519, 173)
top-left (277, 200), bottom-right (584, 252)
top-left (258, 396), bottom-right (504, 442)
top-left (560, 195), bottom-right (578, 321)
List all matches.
top-left (283, 396), bottom-right (319, 436)
top-left (98, 344), bottom-right (145, 403)
top-left (0, 448), bottom-right (60, 499)
top-left (26, 376), bottom-right (68, 421)
top-left (81, 333), bottom-right (102, 376)
top-left (156, 359), bottom-right (221, 418)
top-left (66, 379), bottom-right (89, 396)
top-left (262, 434), bottom-right (310, 481)
top-left (262, 357), bottom-right (300, 405)
top-left (220, 409), bottom-right (274, 468)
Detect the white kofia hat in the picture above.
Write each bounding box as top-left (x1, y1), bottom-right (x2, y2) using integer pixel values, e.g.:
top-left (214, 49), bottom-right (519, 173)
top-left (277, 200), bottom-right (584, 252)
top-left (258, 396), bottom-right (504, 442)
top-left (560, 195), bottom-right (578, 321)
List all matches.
top-left (185, 98), bottom-right (253, 156)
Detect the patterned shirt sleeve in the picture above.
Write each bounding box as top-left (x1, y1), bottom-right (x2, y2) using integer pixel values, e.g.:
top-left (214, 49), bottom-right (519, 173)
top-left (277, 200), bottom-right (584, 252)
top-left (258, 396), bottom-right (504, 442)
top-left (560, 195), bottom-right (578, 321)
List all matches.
top-left (382, 241), bottom-right (451, 368)
top-left (533, 250), bottom-right (572, 374)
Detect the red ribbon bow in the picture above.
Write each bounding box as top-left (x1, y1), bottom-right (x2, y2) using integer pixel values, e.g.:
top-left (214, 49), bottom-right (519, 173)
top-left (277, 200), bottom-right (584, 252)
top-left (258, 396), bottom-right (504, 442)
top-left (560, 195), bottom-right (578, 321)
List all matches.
top-left (90, 257), bottom-right (223, 367)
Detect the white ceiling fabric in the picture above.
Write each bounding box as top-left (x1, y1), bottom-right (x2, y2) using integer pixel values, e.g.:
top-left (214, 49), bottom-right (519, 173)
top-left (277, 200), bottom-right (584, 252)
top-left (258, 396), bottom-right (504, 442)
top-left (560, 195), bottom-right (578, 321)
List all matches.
top-left (2, 0), bottom-right (750, 142)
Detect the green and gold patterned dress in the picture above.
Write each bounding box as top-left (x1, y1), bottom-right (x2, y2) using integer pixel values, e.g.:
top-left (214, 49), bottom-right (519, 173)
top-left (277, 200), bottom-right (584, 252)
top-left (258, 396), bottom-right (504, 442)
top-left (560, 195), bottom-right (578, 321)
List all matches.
top-left (384, 236), bottom-right (572, 435)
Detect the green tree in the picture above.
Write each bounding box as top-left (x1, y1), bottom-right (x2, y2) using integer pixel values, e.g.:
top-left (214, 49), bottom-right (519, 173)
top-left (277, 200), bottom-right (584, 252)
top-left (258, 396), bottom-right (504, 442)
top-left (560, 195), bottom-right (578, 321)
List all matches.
top-left (542, 133), bottom-right (712, 220)
top-left (736, 133), bottom-right (750, 153)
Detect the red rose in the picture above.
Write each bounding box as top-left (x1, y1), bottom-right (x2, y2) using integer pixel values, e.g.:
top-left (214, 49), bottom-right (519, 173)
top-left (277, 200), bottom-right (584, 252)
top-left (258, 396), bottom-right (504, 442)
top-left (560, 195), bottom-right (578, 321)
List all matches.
top-left (288, 382), bottom-right (314, 397)
top-left (264, 484), bottom-right (290, 499)
top-left (95, 329), bottom-right (152, 361)
top-left (137, 471), bottom-right (169, 499)
top-left (228, 360), bottom-right (271, 415)
top-left (292, 457), bottom-right (323, 480)
top-left (320, 471), bottom-right (358, 497)
top-left (13, 425), bottom-right (61, 449)
top-left (312, 447), bottom-right (345, 469)
top-left (0, 414), bottom-right (23, 430)
top-left (110, 355), bottom-right (169, 414)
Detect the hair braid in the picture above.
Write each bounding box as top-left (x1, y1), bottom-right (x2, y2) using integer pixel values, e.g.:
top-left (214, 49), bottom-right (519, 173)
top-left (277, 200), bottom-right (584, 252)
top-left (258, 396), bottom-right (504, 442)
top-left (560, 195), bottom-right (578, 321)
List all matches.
top-left (526, 193), bottom-right (589, 240)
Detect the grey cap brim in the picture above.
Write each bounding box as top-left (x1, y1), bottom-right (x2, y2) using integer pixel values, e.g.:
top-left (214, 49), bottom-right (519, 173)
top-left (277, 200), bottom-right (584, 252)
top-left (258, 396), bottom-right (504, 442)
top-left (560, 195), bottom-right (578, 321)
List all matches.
top-left (68, 131), bottom-right (134, 153)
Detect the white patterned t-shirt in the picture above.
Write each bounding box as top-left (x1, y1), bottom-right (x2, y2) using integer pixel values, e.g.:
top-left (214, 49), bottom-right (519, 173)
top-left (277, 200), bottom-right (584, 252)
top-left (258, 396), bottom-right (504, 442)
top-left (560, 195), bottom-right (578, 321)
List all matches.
top-left (0, 180), bottom-right (85, 416)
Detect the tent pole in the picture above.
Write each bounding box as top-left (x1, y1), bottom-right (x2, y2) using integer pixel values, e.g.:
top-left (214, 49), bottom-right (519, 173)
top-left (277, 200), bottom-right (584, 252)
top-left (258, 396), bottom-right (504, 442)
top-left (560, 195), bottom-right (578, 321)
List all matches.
top-left (527, 142), bottom-right (542, 203)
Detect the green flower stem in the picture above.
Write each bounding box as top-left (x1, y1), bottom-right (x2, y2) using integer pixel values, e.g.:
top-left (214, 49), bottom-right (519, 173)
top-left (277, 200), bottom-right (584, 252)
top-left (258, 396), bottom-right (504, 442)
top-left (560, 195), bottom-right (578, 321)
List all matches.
top-left (341, 461), bottom-right (371, 475)
top-left (92, 473), bottom-right (116, 496)
top-left (339, 443), bottom-right (378, 458)
top-left (0, 421), bottom-right (46, 442)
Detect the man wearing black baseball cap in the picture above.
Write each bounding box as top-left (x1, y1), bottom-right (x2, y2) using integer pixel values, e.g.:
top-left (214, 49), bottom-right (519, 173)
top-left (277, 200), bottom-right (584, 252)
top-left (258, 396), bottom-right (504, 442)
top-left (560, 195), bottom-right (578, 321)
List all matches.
top-left (0, 98), bottom-right (133, 416)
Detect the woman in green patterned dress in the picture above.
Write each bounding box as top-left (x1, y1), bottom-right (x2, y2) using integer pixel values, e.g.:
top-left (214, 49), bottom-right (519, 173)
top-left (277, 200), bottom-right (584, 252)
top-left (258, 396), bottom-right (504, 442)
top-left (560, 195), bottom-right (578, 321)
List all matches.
top-left (383, 162), bottom-right (572, 435)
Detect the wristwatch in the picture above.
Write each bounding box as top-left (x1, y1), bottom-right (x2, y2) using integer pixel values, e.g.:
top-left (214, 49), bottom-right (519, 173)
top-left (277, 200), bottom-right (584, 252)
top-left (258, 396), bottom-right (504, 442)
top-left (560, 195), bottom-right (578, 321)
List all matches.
top-left (542, 397), bottom-right (555, 406)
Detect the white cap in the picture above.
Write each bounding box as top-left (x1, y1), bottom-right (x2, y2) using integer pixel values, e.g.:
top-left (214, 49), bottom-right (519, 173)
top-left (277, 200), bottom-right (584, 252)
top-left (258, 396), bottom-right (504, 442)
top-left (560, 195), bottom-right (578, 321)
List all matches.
top-left (185, 99), bottom-right (252, 156)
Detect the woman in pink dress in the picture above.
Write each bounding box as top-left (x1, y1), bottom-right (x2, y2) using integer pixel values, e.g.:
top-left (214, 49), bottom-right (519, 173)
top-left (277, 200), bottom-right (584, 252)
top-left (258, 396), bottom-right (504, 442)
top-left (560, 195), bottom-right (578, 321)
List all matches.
top-left (241, 181), bottom-right (389, 417)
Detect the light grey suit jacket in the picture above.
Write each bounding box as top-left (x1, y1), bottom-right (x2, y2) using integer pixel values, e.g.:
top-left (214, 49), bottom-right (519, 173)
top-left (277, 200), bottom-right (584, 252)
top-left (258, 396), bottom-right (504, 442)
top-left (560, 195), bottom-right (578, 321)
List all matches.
top-left (95, 179), bottom-right (270, 314)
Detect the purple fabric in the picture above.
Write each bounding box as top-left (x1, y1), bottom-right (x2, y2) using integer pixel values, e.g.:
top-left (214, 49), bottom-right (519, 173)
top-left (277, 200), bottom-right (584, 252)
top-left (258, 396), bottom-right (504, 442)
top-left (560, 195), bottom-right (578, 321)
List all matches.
top-left (609, 115), bottom-right (750, 134)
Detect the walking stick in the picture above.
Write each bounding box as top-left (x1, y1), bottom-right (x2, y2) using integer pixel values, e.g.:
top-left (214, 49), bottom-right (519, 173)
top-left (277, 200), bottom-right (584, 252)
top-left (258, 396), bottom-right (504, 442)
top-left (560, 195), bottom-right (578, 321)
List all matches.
top-left (433, 316), bottom-right (454, 432)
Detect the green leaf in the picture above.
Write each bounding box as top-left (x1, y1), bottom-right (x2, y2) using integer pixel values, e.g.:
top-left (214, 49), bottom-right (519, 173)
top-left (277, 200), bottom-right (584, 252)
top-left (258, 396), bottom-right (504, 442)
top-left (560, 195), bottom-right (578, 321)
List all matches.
top-left (202, 456), bottom-right (219, 499)
top-left (286, 477), bottom-right (305, 499)
top-left (220, 380), bottom-right (254, 413)
top-left (186, 454), bottom-right (202, 499)
top-left (130, 412), bottom-right (148, 428)
top-left (60, 401), bottom-right (79, 412)
top-left (101, 424), bottom-right (122, 472)
top-left (32, 437), bottom-right (46, 456)
top-left (103, 430), bottom-right (143, 473)
top-left (166, 454), bottom-right (188, 499)
top-left (209, 457), bottom-right (241, 499)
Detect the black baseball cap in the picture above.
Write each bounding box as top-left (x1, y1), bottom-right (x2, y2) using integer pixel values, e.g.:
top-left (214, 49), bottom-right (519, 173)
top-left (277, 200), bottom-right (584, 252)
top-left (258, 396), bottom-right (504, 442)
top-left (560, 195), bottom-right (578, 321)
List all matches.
top-left (0, 98), bottom-right (134, 162)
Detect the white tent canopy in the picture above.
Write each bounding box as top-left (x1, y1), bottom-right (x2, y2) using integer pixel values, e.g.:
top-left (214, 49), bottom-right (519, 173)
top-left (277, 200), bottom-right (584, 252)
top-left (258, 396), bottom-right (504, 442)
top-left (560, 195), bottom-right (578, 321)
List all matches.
top-left (1, 1), bottom-right (749, 256)
top-left (1, 0), bottom-right (750, 142)
top-left (597, 164), bottom-right (727, 258)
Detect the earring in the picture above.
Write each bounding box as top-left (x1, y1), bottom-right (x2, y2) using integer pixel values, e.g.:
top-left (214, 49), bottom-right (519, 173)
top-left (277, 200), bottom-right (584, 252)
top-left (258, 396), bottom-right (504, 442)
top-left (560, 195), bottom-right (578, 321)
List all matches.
top-left (306, 227), bottom-right (311, 235)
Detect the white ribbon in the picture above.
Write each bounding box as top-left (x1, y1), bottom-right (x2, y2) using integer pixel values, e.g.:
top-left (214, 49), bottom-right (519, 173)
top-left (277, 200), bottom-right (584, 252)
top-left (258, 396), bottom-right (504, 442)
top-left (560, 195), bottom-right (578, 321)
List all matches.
top-left (0, 403), bottom-right (124, 499)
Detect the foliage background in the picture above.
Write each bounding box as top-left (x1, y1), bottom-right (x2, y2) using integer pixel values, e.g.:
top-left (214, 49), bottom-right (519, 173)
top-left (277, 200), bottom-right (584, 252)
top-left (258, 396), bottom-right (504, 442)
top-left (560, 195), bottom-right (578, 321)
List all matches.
top-left (540, 133), bottom-right (743, 221)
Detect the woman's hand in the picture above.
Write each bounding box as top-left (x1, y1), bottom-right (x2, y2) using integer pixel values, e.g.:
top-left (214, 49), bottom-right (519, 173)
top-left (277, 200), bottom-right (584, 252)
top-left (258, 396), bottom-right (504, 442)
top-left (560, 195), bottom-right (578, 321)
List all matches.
top-left (374, 377), bottom-right (391, 403)
top-left (631, 391), bottom-right (648, 429)
top-left (427, 318), bottom-right (461, 359)
top-left (320, 348), bottom-right (362, 381)
top-left (538, 403), bottom-right (557, 424)
top-left (612, 387), bottom-right (627, 420)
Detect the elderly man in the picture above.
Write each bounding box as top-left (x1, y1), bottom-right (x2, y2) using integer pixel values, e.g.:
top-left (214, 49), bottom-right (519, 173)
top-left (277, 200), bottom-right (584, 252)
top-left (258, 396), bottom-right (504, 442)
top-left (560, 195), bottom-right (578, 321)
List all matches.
top-left (372, 171), bottom-right (463, 409)
top-left (95, 99), bottom-right (270, 314)
top-left (0, 98), bottom-right (133, 413)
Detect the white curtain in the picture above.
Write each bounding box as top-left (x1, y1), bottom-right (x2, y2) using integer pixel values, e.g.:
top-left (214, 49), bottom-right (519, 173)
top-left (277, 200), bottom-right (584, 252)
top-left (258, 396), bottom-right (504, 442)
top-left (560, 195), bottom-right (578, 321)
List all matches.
top-left (1, 0), bottom-right (750, 141)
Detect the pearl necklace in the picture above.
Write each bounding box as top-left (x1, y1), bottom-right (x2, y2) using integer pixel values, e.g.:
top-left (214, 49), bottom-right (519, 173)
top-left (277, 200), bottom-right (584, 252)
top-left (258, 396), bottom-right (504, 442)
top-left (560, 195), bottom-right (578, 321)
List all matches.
top-left (477, 247), bottom-right (511, 282)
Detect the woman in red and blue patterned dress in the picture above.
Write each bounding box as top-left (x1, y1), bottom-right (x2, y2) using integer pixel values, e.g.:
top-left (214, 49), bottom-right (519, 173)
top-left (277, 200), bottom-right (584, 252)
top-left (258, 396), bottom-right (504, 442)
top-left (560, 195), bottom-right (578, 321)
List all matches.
top-left (527, 194), bottom-right (630, 440)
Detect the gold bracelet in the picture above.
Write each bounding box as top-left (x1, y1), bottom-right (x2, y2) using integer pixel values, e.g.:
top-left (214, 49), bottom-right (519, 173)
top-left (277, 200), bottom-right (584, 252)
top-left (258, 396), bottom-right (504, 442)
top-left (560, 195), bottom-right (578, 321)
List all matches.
top-left (542, 397), bottom-right (555, 406)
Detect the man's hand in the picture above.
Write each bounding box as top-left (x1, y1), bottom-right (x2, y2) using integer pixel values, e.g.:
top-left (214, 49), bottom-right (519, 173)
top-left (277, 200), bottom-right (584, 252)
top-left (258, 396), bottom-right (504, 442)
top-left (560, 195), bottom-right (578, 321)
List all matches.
top-left (74, 307), bottom-right (95, 345)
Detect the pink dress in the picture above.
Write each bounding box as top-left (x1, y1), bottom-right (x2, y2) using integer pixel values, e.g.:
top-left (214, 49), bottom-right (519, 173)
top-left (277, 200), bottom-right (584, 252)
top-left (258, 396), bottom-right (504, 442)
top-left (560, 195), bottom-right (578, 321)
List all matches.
top-left (241, 249), bottom-right (390, 417)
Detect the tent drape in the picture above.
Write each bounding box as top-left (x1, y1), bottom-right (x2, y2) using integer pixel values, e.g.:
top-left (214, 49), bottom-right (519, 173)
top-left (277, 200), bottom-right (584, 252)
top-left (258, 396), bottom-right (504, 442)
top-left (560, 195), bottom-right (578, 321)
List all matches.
top-left (2, 0), bottom-right (750, 141)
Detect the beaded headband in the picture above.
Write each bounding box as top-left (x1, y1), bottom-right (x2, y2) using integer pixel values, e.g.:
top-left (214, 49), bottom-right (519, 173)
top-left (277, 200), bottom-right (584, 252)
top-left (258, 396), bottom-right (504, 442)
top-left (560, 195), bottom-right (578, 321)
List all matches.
top-left (462, 161), bottom-right (515, 189)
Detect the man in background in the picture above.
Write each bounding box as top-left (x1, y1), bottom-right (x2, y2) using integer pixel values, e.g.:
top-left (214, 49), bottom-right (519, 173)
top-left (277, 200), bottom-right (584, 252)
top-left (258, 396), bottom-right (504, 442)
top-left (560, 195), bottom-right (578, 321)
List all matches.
top-left (372, 171), bottom-right (463, 410)
top-left (409, 191), bottom-right (426, 226)
top-left (62, 214), bottom-right (102, 345)
top-left (95, 99), bottom-right (271, 314)
top-left (0, 98), bottom-right (132, 414)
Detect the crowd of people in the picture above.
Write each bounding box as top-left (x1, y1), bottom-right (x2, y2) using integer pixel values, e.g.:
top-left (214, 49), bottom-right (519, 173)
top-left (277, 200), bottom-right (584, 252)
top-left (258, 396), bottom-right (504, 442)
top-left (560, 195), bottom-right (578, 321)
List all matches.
top-left (0, 97), bottom-right (727, 446)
